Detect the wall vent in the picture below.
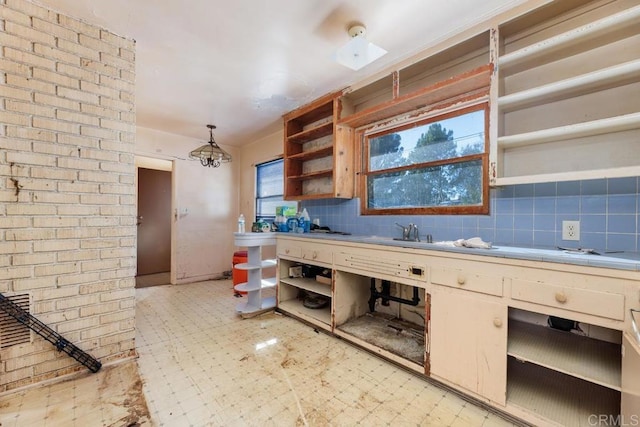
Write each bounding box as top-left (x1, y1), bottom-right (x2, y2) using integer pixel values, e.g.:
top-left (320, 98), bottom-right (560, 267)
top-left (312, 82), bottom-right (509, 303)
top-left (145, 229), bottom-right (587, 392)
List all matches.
top-left (0, 293), bottom-right (31, 348)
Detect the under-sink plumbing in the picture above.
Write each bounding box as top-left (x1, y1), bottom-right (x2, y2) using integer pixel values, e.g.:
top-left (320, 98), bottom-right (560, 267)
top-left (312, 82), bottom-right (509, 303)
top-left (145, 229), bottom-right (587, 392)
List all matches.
top-left (368, 278), bottom-right (420, 312)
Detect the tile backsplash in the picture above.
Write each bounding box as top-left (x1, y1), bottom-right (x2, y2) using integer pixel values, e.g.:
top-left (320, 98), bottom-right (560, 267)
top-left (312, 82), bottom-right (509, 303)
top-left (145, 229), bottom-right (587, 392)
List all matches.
top-left (300, 177), bottom-right (640, 252)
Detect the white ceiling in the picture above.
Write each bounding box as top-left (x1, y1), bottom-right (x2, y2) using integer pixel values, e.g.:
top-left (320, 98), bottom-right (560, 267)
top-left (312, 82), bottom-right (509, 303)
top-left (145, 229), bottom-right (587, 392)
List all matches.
top-left (34, 0), bottom-right (526, 147)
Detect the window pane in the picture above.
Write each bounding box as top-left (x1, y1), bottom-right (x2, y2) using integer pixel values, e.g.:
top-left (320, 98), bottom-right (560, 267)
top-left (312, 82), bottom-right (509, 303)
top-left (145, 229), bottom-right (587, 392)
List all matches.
top-left (367, 159), bottom-right (483, 209)
top-left (255, 159), bottom-right (297, 220)
top-left (370, 110), bottom-right (484, 172)
top-left (257, 196), bottom-right (283, 219)
top-left (257, 159), bottom-right (284, 198)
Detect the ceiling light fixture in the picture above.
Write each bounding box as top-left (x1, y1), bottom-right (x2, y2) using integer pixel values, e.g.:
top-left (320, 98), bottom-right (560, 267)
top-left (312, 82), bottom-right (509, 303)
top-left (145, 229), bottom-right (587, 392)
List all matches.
top-left (333, 24), bottom-right (387, 71)
top-left (189, 124), bottom-right (232, 168)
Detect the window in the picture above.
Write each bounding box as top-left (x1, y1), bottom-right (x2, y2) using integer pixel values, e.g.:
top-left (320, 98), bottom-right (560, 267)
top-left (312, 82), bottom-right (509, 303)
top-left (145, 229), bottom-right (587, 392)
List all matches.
top-left (256, 159), bottom-right (296, 221)
top-left (361, 103), bottom-right (489, 215)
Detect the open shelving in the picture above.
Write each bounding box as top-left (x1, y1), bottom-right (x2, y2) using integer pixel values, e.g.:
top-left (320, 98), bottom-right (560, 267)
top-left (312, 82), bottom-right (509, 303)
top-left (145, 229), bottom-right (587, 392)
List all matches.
top-left (233, 233), bottom-right (277, 317)
top-left (506, 313), bottom-right (622, 426)
top-left (283, 90), bottom-right (354, 200)
top-left (491, 0), bottom-right (640, 186)
top-left (508, 319), bottom-right (620, 390)
top-left (507, 358), bottom-right (620, 427)
top-left (277, 259), bottom-right (332, 329)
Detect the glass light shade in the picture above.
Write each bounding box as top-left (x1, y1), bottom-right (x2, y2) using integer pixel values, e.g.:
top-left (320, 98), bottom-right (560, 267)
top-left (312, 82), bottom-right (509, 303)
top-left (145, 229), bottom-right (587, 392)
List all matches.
top-left (189, 144), bottom-right (232, 167)
top-left (333, 35), bottom-right (387, 71)
top-left (189, 125), bottom-right (232, 167)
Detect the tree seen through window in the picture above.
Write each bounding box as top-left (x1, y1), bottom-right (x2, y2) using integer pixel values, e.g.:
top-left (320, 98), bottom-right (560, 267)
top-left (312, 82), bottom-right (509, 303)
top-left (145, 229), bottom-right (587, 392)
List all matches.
top-left (364, 106), bottom-right (487, 214)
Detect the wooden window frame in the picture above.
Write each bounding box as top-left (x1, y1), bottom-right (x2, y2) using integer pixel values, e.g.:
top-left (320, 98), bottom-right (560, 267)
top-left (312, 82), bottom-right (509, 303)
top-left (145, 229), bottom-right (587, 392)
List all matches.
top-left (359, 102), bottom-right (490, 216)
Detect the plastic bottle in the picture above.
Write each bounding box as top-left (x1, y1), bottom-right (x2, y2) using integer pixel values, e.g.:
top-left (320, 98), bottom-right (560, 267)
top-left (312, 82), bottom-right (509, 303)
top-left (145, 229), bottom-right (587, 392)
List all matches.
top-left (301, 208), bottom-right (310, 233)
top-left (237, 214), bottom-right (245, 233)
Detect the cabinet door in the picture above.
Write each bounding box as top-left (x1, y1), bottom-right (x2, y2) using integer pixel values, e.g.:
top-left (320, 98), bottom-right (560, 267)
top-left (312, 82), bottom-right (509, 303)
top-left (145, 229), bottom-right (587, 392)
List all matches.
top-left (430, 287), bottom-right (507, 405)
top-left (622, 332), bottom-right (640, 418)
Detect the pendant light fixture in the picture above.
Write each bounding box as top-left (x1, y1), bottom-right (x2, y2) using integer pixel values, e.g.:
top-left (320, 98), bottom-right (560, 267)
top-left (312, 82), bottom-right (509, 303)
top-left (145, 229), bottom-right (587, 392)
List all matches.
top-left (333, 24), bottom-right (387, 71)
top-left (189, 124), bottom-right (232, 167)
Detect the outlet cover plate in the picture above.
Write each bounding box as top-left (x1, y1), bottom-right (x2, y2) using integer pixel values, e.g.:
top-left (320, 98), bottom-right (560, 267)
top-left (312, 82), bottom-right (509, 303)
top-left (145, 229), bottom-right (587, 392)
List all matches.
top-left (562, 220), bottom-right (580, 241)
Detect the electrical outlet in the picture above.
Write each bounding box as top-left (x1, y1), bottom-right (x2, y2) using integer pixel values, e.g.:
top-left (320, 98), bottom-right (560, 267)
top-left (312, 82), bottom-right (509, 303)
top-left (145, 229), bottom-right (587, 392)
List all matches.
top-left (562, 220), bottom-right (580, 241)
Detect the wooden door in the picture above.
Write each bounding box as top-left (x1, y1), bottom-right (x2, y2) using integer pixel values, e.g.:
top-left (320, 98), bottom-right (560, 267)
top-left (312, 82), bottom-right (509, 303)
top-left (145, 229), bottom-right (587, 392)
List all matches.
top-left (430, 287), bottom-right (508, 405)
top-left (137, 168), bottom-right (171, 275)
top-left (622, 332), bottom-right (640, 419)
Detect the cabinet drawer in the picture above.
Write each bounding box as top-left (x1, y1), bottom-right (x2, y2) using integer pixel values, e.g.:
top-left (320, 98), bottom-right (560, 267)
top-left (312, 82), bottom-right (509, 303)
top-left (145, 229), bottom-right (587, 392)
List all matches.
top-left (301, 247), bottom-right (332, 264)
top-left (511, 279), bottom-right (625, 321)
top-left (431, 266), bottom-right (504, 297)
top-left (278, 244), bottom-right (301, 259)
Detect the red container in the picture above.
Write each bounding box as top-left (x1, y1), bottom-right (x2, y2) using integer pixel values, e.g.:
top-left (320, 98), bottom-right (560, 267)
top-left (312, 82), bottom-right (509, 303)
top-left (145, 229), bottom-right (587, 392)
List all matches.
top-left (232, 250), bottom-right (248, 294)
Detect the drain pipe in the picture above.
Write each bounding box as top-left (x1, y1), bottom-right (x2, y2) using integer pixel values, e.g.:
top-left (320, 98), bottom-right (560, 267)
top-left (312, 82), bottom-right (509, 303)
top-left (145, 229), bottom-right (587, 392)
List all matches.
top-left (368, 279), bottom-right (420, 312)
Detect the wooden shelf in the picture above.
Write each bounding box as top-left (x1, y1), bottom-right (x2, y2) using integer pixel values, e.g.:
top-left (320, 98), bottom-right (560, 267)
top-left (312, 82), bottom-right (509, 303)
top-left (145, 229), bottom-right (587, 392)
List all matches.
top-left (279, 277), bottom-right (331, 297)
top-left (286, 169), bottom-right (333, 181)
top-left (508, 320), bottom-right (621, 390)
top-left (498, 59), bottom-right (640, 112)
top-left (286, 146), bottom-right (333, 162)
top-left (497, 112), bottom-right (640, 148)
top-left (278, 299), bottom-right (331, 326)
top-left (288, 192), bottom-right (334, 201)
top-left (234, 277), bottom-right (277, 293)
top-left (283, 97), bottom-right (335, 126)
top-left (499, 5), bottom-right (640, 72)
top-left (338, 64), bottom-right (492, 128)
top-left (283, 90), bottom-right (353, 200)
top-left (287, 121), bottom-right (333, 144)
top-left (507, 357), bottom-right (620, 427)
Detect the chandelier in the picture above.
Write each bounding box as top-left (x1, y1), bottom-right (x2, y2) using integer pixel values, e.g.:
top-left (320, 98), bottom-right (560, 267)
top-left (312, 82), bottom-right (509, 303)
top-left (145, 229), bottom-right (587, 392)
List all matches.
top-left (189, 124), bottom-right (232, 167)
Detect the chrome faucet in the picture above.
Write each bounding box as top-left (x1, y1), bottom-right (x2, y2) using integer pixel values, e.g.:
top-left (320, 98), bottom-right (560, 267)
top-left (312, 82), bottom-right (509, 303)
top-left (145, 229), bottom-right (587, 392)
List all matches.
top-left (395, 223), bottom-right (420, 242)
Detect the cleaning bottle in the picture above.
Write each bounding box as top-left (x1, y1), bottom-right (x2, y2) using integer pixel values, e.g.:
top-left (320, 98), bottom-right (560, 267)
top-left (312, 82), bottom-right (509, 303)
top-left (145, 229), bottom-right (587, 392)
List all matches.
top-left (237, 214), bottom-right (245, 233)
top-left (301, 208), bottom-right (310, 233)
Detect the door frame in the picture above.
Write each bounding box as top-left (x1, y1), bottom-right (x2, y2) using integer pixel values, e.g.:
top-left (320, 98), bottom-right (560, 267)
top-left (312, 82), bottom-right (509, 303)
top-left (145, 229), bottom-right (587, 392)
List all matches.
top-left (135, 155), bottom-right (174, 284)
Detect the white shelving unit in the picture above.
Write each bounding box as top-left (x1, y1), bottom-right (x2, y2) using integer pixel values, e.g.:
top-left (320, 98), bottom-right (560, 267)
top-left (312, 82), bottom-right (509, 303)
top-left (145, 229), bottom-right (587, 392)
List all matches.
top-left (233, 232), bottom-right (276, 317)
top-left (490, 1), bottom-right (640, 186)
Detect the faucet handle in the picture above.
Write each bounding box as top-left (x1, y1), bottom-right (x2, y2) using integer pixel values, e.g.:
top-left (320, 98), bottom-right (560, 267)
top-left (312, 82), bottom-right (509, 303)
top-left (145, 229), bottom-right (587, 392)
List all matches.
top-left (411, 224), bottom-right (419, 242)
top-left (395, 222), bottom-right (409, 239)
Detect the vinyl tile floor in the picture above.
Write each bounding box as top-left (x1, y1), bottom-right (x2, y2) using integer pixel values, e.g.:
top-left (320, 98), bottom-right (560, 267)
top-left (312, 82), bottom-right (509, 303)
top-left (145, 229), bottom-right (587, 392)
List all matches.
top-left (1, 280), bottom-right (521, 426)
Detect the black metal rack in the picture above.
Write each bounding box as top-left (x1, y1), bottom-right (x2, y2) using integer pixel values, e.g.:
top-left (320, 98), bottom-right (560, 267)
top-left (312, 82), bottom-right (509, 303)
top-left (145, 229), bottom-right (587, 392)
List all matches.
top-left (0, 293), bottom-right (102, 373)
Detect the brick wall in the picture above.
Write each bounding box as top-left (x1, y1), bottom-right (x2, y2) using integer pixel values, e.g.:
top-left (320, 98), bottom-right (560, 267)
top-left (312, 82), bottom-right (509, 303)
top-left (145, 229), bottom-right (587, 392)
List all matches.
top-left (0, 0), bottom-right (136, 391)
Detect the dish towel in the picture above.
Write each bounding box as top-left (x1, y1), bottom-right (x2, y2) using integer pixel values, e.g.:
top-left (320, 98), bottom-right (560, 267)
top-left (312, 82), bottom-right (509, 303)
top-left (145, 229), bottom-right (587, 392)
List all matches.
top-left (431, 237), bottom-right (493, 249)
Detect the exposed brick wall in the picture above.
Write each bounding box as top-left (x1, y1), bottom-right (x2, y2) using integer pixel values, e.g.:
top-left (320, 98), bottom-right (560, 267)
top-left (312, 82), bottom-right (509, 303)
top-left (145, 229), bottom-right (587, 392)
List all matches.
top-left (0, 0), bottom-right (136, 391)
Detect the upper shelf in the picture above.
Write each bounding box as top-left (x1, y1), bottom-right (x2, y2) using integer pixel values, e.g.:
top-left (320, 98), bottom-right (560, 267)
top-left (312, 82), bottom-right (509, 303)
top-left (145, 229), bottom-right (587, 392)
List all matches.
top-left (497, 112), bottom-right (640, 148)
top-left (286, 169), bottom-right (333, 181)
top-left (286, 146), bottom-right (333, 162)
top-left (498, 59), bottom-right (640, 112)
top-left (287, 121), bottom-right (333, 144)
top-left (499, 5), bottom-right (640, 73)
top-left (338, 64), bottom-right (492, 128)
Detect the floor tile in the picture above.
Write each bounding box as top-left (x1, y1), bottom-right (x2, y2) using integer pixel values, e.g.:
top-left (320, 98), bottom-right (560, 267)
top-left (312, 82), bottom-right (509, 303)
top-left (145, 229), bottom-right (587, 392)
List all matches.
top-left (0, 279), bottom-right (524, 427)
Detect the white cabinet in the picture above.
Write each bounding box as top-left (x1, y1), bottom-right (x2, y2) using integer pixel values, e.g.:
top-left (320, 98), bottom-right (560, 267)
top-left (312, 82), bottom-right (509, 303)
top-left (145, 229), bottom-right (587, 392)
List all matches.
top-left (430, 287), bottom-right (507, 405)
top-left (622, 332), bottom-right (640, 418)
top-left (506, 315), bottom-right (622, 426)
top-left (275, 235), bottom-right (640, 426)
top-left (233, 233), bottom-right (276, 317)
top-left (277, 239), bottom-right (333, 330)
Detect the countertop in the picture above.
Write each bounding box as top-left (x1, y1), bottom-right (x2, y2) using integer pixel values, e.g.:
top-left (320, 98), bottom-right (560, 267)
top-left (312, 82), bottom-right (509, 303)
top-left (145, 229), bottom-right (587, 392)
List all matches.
top-left (275, 232), bottom-right (640, 272)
